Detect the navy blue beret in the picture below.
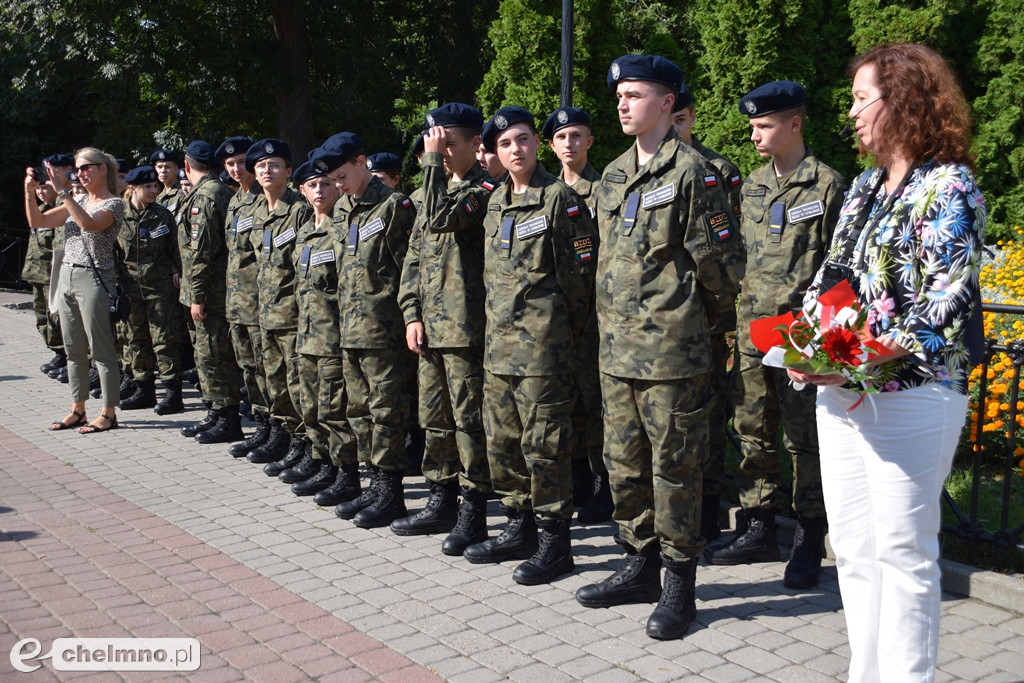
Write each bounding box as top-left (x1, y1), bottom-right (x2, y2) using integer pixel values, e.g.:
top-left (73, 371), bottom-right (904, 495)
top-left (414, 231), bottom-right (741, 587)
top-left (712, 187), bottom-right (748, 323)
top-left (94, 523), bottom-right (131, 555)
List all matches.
top-left (366, 153), bottom-right (402, 174)
top-left (311, 132), bottom-right (363, 174)
top-left (177, 167), bottom-right (187, 181)
top-left (116, 158), bottom-right (130, 174)
top-left (44, 154), bottom-right (73, 168)
top-left (411, 132), bottom-right (426, 157)
top-left (245, 138), bottom-right (291, 173)
top-left (216, 136), bottom-right (255, 160)
top-left (607, 54), bottom-right (683, 92)
top-left (672, 84), bottom-right (694, 113)
top-left (739, 80), bottom-right (805, 117)
top-left (426, 102), bottom-right (485, 131)
top-left (67, 171), bottom-right (79, 182)
top-left (293, 160), bottom-right (326, 186)
top-left (124, 165), bottom-right (158, 185)
top-left (150, 148), bottom-right (181, 165)
top-left (184, 141), bottom-right (215, 166)
top-left (481, 106), bottom-right (535, 152)
top-left (219, 170), bottom-right (237, 186)
top-left (541, 107), bottom-right (592, 140)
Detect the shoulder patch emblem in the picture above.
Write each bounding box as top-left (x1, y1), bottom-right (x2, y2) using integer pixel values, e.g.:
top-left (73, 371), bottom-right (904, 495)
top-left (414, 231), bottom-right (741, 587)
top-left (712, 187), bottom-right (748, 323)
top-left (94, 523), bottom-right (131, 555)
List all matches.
top-left (572, 234), bottom-right (595, 263)
top-left (703, 175), bottom-right (718, 188)
top-left (706, 210), bottom-right (732, 242)
top-left (401, 197), bottom-right (412, 209)
top-left (730, 175), bottom-right (742, 186)
top-left (481, 180), bottom-right (495, 191)
top-left (566, 205), bottom-right (580, 218)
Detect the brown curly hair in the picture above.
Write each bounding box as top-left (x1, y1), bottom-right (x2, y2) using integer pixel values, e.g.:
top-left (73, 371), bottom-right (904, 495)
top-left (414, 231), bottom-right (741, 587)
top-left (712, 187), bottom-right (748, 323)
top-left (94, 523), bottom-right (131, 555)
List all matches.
top-left (850, 43), bottom-right (974, 170)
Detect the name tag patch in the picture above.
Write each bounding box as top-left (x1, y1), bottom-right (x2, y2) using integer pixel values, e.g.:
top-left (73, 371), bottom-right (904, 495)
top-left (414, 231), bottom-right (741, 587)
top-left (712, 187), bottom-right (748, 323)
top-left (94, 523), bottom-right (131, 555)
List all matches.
top-left (706, 211), bottom-right (732, 242)
top-left (166, 202), bottom-right (177, 213)
top-left (360, 218), bottom-right (385, 241)
top-left (516, 216), bottom-right (548, 240)
top-left (605, 173), bottom-right (627, 184)
top-left (788, 200), bottom-right (825, 223)
top-left (573, 235), bottom-right (595, 264)
top-left (273, 227), bottom-right (297, 248)
top-left (642, 184), bottom-right (676, 209)
top-left (236, 216), bottom-right (254, 233)
top-left (149, 224), bottom-right (169, 238)
top-left (311, 249), bottom-right (335, 266)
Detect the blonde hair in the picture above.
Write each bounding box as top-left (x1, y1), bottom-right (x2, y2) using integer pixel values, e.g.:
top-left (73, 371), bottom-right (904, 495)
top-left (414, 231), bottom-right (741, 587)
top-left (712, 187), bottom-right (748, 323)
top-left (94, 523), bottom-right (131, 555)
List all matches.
top-left (74, 147), bottom-right (120, 195)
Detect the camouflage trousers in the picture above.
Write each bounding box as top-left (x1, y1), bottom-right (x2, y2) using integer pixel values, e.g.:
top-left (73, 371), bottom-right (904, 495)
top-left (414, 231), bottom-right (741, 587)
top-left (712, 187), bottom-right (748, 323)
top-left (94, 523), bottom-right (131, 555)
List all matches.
top-left (30, 282), bottom-right (63, 351)
top-left (702, 332), bottom-right (734, 496)
top-left (417, 347), bottom-right (490, 493)
top-left (261, 328), bottom-right (304, 436)
top-left (483, 372), bottom-right (576, 520)
top-left (298, 353), bottom-right (356, 466)
top-left (601, 372), bottom-right (712, 561)
top-left (229, 323), bottom-right (268, 415)
top-left (731, 353), bottom-right (824, 517)
top-left (188, 306), bottom-right (240, 410)
top-left (343, 347), bottom-right (414, 473)
top-left (123, 290), bottom-right (182, 382)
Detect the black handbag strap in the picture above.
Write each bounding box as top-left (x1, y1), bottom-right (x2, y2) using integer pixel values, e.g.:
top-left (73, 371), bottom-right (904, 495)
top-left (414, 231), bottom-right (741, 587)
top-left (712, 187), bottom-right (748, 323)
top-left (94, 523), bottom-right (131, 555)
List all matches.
top-left (83, 248), bottom-right (117, 305)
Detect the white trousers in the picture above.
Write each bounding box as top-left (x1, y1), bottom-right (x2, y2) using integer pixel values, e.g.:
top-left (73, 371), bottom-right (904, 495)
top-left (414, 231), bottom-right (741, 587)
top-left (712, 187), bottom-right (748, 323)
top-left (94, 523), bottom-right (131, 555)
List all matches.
top-left (816, 384), bottom-right (967, 683)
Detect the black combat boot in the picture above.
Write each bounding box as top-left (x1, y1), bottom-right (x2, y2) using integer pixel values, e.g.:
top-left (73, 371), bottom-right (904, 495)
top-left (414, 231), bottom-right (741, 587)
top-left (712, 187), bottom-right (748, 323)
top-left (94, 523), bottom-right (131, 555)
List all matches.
top-left (120, 378), bottom-right (156, 410)
top-left (180, 408), bottom-right (219, 437)
top-left (463, 504), bottom-right (538, 564)
top-left (182, 367), bottom-right (199, 387)
top-left (783, 514), bottom-right (827, 589)
top-left (195, 406), bottom-right (244, 444)
top-left (56, 366), bottom-right (69, 383)
top-left (246, 420), bottom-right (289, 464)
top-left (119, 373), bottom-right (138, 401)
top-left (291, 461), bottom-right (338, 496)
top-left (227, 413), bottom-right (270, 457)
top-left (336, 467), bottom-right (379, 520)
top-left (41, 351), bottom-right (66, 375)
top-left (441, 487), bottom-right (489, 556)
top-left (89, 367), bottom-right (102, 398)
top-left (700, 494), bottom-right (722, 541)
top-left (263, 436), bottom-right (306, 475)
top-left (390, 482), bottom-right (459, 536)
top-left (704, 507), bottom-right (780, 565)
top-left (646, 556), bottom-right (698, 640)
top-left (314, 464), bottom-right (361, 506)
top-left (512, 517), bottom-right (574, 585)
top-left (279, 445), bottom-right (319, 484)
top-left (353, 470), bottom-right (407, 529)
top-left (153, 379), bottom-right (184, 415)
top-left (576, 543), bottom-right (662, 607)
top-left (577, 470), bottom-right (614, 524)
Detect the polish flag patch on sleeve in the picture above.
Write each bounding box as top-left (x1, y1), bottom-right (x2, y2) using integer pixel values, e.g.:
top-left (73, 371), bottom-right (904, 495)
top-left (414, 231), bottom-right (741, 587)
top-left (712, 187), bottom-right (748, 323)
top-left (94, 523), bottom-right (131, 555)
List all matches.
top-left (481, 180), bottom-right (495, 191)
top-left (703, 175), bottom-right (718, 187)
top-left (401, 198), bottom-right (412, 209)
top-left (730, 175), bottom-right (742, 186)
top-left (566, 205), bottom-right (580, 218)
top-left (190, 207), bottom-right (200, 215)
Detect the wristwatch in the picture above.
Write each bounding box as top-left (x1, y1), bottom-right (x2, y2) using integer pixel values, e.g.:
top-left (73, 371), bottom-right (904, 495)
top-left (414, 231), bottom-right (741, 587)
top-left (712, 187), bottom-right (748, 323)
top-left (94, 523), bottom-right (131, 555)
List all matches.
top-left (58, 189), bottom-right (72, 197)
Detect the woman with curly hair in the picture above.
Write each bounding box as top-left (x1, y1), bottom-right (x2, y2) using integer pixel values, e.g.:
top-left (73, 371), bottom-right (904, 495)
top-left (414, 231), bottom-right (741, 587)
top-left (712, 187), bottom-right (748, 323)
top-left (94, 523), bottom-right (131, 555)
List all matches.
top-left (790, 43), bottom-right (985, 681)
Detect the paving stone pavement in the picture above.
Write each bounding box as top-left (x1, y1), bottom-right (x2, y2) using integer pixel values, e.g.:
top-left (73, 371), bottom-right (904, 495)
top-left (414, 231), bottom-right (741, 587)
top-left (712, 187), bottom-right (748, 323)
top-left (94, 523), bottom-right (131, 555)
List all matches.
top-left (0, 291), bottom-right (1022, 682)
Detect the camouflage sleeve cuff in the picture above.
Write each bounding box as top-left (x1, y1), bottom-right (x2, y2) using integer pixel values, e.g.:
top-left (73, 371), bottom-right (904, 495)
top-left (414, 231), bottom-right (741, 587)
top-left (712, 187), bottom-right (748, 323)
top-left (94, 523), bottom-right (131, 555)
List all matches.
top-left (403, 307), bottom-right (422, 326)
top-left (422, 151), bottom-right (444, 168)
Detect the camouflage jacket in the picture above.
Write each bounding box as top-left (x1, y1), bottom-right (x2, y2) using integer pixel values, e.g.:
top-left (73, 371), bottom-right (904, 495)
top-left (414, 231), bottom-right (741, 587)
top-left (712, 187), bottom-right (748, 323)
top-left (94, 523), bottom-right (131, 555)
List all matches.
top-left (116, 201), bottom-right (180, 300)
top-left (736, 152), bottom-right (848, 355)
top-left (21, 202), bottom-right (60, 284)
top-left (250, 187), bottom-right (312, 331)
top-left (408, 186), bottom-right (425, 213)
top-left (157, 184), bottom-right (183, 218)
top-left (594, 130), bottom-right (745, 380)
top-left (177, 173), bottom-right (233, 309)
top-left (398, 154), bottom-right (494, 349)
top-left (331, 175), bottom-right (415, 349)
top-left (225, 185), bottom-right (264, 325)
top-left (483, 163), bottom-right (597, 376)
top-left (560, 162), bottom-right (602, 217)
top-left (295, 213), bottom-right (342, 357)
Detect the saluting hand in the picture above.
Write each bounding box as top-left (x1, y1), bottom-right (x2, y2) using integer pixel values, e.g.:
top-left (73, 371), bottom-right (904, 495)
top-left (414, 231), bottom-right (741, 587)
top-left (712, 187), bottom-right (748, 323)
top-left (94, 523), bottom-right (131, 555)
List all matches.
top-left (423, 126), bottom-right (447, 156)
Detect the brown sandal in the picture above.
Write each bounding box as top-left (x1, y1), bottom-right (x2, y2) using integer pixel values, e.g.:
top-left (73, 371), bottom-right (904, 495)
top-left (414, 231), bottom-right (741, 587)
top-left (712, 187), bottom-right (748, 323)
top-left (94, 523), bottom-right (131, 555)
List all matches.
top-left (51, 410), bottom-right (87, 431)
top-left (79, 414), bottom-right (118, 434)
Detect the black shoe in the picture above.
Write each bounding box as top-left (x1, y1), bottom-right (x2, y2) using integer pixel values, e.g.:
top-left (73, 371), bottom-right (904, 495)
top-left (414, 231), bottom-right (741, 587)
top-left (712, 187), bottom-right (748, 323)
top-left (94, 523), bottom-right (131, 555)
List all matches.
top-left (314, 464), bottom-right (361, 506)
top-left (120, 379), bottom-right (156, 410)
top-left (441, 487), bottom-right (489, 556)
top-left (56, 367), bottom-right (69, 383)
top-left (700, 494), bottom-right (722, 542)
top-left (784, 514), bottom-right (827, 589)
top-left (291, 461), bottom-right (337, 496)
top-left (577, 470), bottom-right (614, 524)
top-left (89, 367), bottom-right (101, 397)
top-left (336, 467), bottom-right (379, 520)
top-left (41, 352), bottom-right (66, 374)
top-left (247, 420), bottom-right (290, 464)
top-left (576, 544), bottom-right (662, 607)
top-left (228, 415), bottom-right (271, 458)
top-left (195, 407), bottom-right (244, 444)
top-left (154, 379), bottom-right (184, 415)
top-left (704, 507), bottom-right (780, 565)
top-left (48, 365), bottom-right (62, 379)
top-left (265, 437), bottom-right (307, 476)
top-left (390, 482), bottom-right (458, 536)
top-left (119, 373), bottom-right (138, 401)
top-left (512, 517), bottom-right (574, 585)
top-left (180, 409), bottom-right (219, 437)
top-left (463, 505), bottom-right (538, 564)
top-left (279, 446), bottom-right (318, 484)
top-left (646, 556), bottom-right (698, 640)
top-left (182, 367), bottom-right (199, 386)
top-left (353, 470), bottom-right (406, 529)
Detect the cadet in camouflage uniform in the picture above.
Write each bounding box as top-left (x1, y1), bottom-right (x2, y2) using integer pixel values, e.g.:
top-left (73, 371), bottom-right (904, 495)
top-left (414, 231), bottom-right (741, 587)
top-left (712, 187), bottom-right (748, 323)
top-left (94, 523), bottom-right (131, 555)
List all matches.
top-left (177, 140), bottom-right (242, 443)
top-left (115, 166), bottom-right (183, 413)
top-left (310, 132), bottom-right (416, 529)
top-left (290, 160), bottom-right (360, 504)
top-left (575, 56), bottom-right (745, 641)
top-left (462, 107), bottom-right (597, 587)
top-left (705, 82), bottom-right (848, 591)
top-left (23, 166), bottom-right (65, 375)
top-left (542, 106), bottom-right (609, 526)
top-left (393, 103), bottom-right (495, 555)
top-left (151, 149), bottom-right (183, 214)
top-left (671, 84), bottom-right (744, 541)
top-left (243, 139), bottom-right (314, 482)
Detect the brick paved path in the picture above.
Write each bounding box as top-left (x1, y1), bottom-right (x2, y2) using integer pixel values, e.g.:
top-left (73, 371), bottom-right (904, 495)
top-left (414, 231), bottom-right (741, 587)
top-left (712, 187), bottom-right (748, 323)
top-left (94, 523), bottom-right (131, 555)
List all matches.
top-left (0, 292), bottom-right (1021, 682)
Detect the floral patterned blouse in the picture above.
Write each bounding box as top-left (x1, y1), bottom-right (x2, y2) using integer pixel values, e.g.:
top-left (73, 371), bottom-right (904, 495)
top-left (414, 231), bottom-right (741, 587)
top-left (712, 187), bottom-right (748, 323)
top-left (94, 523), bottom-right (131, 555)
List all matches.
top-left (806, 159), bottom-right (986, 395)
